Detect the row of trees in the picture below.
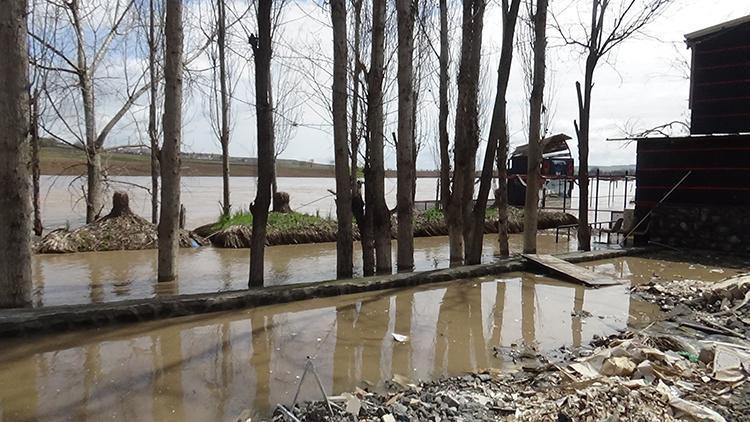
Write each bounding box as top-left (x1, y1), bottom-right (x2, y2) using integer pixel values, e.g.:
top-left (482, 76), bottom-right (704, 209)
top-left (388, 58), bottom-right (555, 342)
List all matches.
top-left (0, 0), bottom-right (670, 308)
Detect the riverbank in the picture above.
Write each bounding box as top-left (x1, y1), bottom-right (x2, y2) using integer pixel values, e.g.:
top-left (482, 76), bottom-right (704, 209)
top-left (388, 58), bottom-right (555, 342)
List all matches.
top-left (197, 207), bottom-right (578, 248)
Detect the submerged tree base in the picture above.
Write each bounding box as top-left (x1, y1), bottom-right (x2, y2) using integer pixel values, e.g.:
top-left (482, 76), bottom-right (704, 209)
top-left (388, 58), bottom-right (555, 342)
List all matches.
top-left (37, 194), bottom-right (205, 254)
top-left (196, 207), bottom-right (577, 248)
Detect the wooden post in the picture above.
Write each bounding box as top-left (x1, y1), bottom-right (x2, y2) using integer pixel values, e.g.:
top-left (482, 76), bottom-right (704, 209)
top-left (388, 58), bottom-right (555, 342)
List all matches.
top-left (594, 169), bottom-right (600, 225)
top-left (179, 204), bottom-right (186, 229)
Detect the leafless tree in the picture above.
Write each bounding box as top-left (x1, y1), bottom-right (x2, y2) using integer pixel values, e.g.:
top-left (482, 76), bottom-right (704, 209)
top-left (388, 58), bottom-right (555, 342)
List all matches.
top-left (438, 0), bottom-right (451, 214)
top-left (446, 0), bottom-right (485, 264)
top-left (271, 64), bottom-right (303, 201)
top-left (142, 0), bottom-right (164, 224)
top-left (331, 0), bottom-right (354, 278)
top-left (28, 0), bottom-right (57, 237)
top-left (465, 0), bottom-right (521, 263)
top-left (396, 0), bottom-right (416, 271)
top-left (158, 0), bottom-right (183, 283)
top-left (368, 0), bottom-right (392, 274)
top-left (0, 0), bottom-right (33, 308)
top-left (349, 0), bottom-right (375, 275)
top-left (552, 0), bottom-right (671, 251)
top-left (522, 0), bottom-right (548, 254)
top-left (248, 0), bottom-right (275, 287)
top-left (30, 0), bottom-right (151, 223)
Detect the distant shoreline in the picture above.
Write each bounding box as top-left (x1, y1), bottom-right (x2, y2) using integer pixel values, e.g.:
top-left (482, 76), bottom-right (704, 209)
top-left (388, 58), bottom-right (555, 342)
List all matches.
top-left (40, 145), bottom-right (634, 178)
top-left (39, 146), bottom-right (440, 178)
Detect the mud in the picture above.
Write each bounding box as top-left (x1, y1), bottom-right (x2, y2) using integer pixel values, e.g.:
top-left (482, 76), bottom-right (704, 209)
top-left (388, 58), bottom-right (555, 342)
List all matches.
top-left (0, 270), bottom-right (658, 421)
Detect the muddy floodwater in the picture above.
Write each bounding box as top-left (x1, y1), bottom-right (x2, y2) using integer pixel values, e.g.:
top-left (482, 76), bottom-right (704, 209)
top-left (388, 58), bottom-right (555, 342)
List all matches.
top-left (1, 267), bottom-right (663, 422)
top-left (31, 232), bottom-right (581, 307)
top-left (2, 254), bottom-right (739, 421)
top-left (40, 176), bottom-right (633, 229)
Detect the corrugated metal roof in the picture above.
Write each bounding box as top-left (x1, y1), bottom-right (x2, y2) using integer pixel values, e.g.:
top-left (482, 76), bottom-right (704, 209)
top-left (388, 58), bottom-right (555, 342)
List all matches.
top-left (685, 14), bottom-right (750, 44)
top-left (512, 133), bottom-right (571, 157)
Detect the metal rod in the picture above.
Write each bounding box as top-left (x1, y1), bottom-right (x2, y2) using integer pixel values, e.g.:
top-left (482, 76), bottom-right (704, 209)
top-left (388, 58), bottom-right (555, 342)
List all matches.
top-left (620, 171), bottom-right (692, 246)
top-left (623, 171), bottom-right (629, 210)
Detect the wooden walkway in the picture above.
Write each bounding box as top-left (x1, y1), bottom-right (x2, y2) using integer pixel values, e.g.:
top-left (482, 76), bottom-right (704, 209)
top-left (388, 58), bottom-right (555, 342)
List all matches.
top-left (523, 254), bottom-right (622, 287)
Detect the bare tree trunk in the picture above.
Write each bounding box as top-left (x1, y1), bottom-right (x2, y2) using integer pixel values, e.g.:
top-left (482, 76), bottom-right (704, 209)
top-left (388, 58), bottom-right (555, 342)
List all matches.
top-left (396, 0), bottom-right (415, 271)
top-left (362, 164), bottom-right (376, 275)
top-left (466, 0), bottom-right (520, 264)
top-left (438, 0), bottom-right (450, 213)
top-left (217, 0), bottom-right (231, 218)
top-left (349, 0), bottom-right (362, 188)
top-left (69, 0), bottom-right (102, 223)
top-left (158, 0), bottom-right (183, 283)
top-left (331, 0), bottom-right (353, 279)
top-left (0, 0), bottom-right (32, 308)
top-left (448, 0), bottom-right (484, 264)
top-left (522, 0), bottom-right (548, 254)
top-left (249, 0), bottom-right (275, 287)
top-left (30, 95), bottom-right (43, 237)
top-left (496, 136), bottom-right (510, 256)
top-left (576, 73), bottom-right (593, 250)
top-left (368, 0), bottom-right (391, 274)
top-left (349, 0), bottom-right (373, 275)
top-left (148, 0), bottom-right (160, 225)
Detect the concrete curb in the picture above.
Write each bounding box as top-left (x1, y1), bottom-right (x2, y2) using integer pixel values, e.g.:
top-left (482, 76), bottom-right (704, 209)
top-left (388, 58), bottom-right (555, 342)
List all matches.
top-left (0, 247), bottom-right (652, 337)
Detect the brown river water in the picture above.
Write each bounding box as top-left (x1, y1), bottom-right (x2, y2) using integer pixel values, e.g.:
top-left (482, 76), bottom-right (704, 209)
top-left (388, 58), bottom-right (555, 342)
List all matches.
top-left (31, 232), bottom-right (577, 307)
top-left (6, 176), bottom-right (722, 421)
top-left (40, 176), bottom-right (632, 229)
top-left (4, 250), bottom-right (740, 421)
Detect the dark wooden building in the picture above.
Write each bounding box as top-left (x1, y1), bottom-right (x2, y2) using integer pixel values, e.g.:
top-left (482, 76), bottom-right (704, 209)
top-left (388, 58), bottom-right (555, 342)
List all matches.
top-left (632, 16), bottom-right (750, 255)
top-left (687, 15), bottom-right (750, 134)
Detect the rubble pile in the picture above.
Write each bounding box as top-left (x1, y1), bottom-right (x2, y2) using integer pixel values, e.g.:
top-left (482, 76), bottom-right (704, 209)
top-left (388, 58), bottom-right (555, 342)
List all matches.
top-left (271, 332), bottom-right (747, 422)
top-left (636, 274), bottom-right (750, 339)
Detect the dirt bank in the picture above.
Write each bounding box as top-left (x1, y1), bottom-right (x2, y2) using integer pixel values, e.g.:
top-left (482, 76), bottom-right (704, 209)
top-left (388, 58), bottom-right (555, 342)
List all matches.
top-left (200, 207), bottom-right (578, 248)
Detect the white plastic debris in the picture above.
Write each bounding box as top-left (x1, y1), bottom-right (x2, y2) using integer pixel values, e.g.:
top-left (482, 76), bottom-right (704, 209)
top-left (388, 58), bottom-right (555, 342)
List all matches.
top-left (342, 392), bottom-right (361, 416)
top-left (391, 333), bottom-right (409, 343)
top-left (669, 396), bottom-right (727, 422)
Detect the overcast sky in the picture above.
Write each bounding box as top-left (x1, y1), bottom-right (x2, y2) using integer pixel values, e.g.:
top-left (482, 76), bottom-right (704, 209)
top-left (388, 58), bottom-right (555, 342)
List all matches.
top-left (108, 0), bottom-right (749, 170)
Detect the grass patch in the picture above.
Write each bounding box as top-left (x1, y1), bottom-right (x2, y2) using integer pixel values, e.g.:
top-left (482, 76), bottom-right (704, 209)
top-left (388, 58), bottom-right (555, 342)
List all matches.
top-left (214, 210), bottom-right (335, 231)
top-left (417, 206), bottom-right (502, 224)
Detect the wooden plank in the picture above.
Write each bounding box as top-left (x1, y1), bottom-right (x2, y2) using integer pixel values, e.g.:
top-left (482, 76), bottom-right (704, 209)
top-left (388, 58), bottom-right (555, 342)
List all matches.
top-left (523, 254), bottom-right (622, 287)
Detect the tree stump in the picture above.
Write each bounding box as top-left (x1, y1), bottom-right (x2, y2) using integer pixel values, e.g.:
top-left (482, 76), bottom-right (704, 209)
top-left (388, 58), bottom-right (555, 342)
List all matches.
top-left (273, 191), bottom-right (292, 213)
top-left (101, 191), bottom-right (134, 220)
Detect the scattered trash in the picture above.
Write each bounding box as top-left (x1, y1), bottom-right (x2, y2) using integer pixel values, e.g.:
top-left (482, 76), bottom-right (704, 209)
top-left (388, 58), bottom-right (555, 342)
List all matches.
top-left (391, 333), bottom-right (409, 343)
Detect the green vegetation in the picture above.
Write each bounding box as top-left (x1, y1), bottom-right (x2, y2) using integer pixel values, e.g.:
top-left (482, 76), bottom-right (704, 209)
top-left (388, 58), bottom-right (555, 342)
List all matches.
top-left (417, 206), bottom-right (501, 225)
top-left (214, 210), bottom-right (336, 232)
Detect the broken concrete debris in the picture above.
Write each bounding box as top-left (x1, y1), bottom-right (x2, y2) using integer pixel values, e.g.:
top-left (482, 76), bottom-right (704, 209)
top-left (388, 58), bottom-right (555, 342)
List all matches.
top-left (267, 331), bottom-right (745, 422)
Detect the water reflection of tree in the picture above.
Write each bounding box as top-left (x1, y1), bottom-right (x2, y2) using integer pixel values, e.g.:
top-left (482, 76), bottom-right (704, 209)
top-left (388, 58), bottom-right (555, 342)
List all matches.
top-left (333, 295), bottom-right (391, 392)
top-left (488, 282), bottom-right (506, 350)
top-left (434, 284), bottom-right (488, 377)
top-left (521, 275), bottom-right (536, 348)
top-left (571, 285), bottom-right (585, 348)
top-left (152, 329), bottom-right (186, 421)
top-left (250, 314), bottom-right (272, 414)
top-left (391, 292), bottom-right (413, 378)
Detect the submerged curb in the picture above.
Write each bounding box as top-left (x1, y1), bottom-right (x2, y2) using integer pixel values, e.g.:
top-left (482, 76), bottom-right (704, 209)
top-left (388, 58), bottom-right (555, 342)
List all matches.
top-left (0, 248), bottom-right (652, 337)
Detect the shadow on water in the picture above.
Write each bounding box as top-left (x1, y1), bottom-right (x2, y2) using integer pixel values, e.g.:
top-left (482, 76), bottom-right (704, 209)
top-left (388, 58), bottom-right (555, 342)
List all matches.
top-left (0, 271), bottom-right (661, 421)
